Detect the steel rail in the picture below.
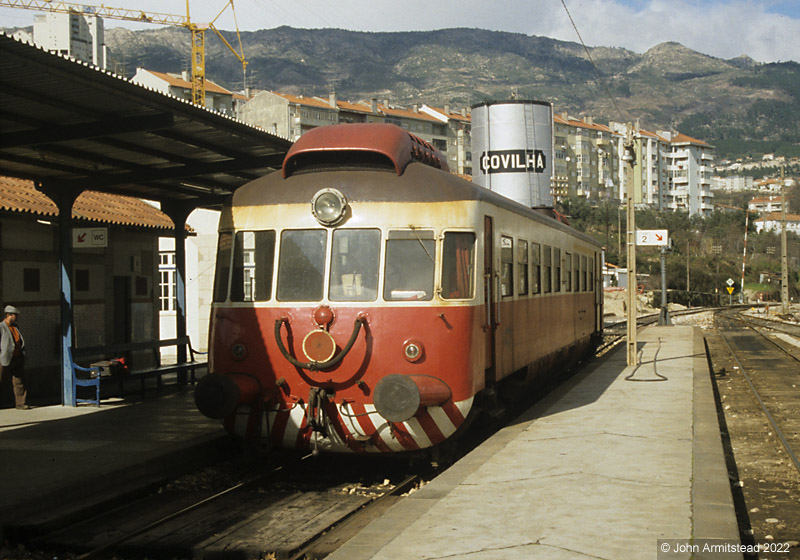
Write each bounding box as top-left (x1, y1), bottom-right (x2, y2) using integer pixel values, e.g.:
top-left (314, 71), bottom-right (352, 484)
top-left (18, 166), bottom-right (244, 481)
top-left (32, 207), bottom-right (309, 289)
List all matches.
top-left (74, 453), bottom-right (315, 560)
top-left (287, 474), bottom-right (420, 560)
top-left (737, 313), bottom-right (800, 364)
top-left (716, 323), bottom-right (800, 477)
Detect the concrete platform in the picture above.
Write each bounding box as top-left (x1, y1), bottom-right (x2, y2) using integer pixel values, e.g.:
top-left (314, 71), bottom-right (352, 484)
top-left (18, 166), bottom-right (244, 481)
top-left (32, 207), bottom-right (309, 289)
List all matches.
top-left (0, 386), bottom-right (229, 537)
top-left (329, 325), bottom-right (742, 560)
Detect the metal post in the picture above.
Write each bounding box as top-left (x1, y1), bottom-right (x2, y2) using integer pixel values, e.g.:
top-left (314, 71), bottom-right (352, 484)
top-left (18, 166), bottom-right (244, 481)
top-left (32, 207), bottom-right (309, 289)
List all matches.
top-left (741, 210), bottom-right (749, 304)
top-left (623, 125), bottom-right (637, 366)
top-left (781, 166), bottom-right (789, 314)
top-left (658, 246), bottom-right (671, 325)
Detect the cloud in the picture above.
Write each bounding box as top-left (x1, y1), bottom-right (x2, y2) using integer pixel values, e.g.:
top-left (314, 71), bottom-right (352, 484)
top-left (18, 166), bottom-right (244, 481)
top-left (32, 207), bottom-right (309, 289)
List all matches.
top-left (3, 0), bottom-right (797, 62)
top-left (517, 0), bottom-right (800, 62)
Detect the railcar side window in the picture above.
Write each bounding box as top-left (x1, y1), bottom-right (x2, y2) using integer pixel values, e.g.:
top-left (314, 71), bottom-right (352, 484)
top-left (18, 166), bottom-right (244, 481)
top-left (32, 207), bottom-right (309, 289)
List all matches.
top-left (384, 230), bottom-right (435, 301)
top-left (518, 240), bottom-right (528, 295)
top-left (231, 230), bottom-right (276, 302)
top-left (442, 232), bottom-right (476, 299)
top-left (277, 229), bottom-right (327, 301)
top-left (543, 245), bottom-right (552, 293)
top-left (500, 236), bottom-right (513, 297)
top-left (531, 243), bottom-right (541, 294)
top-left (329, 229), bottom-right (380, 301)
top-left (588, 257), bottom-right (595, 290)
top-left (581, 255), bottom-right (588, 291)
top-left (553, 248), bottom-right (561, 292)
top-left (213, 232), bottom-right (233, 302)
top-left (565, 252), bottom-right (572, 292)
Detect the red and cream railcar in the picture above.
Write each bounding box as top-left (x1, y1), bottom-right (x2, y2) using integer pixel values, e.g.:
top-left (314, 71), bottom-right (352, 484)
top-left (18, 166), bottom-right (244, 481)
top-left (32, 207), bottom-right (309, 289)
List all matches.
top-left (195, 123), bottom-right (603, 454)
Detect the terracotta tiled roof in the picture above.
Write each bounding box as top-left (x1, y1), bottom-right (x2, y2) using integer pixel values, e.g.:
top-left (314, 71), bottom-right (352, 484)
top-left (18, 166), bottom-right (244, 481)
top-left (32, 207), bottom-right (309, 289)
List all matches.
top-left (749, 195), bottom-right (783, 204)
top-left (0, 176), bottom-right (177, 230)
top-left (670, 132), bottom-right (711, 147)
top-left (553, 114), bottom-right (615, 134)
top-left (145, 69), bottom-right (233, 96)
top-left (755, 212), bottom-right (800, 222)
top-left (266, 92), bottom-right (443, 123)
top-left (424, 106), bottom-right (471, 122)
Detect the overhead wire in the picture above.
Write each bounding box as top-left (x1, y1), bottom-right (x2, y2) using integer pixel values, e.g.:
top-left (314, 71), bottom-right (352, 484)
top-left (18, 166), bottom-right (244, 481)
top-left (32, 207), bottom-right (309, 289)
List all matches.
top-left (559, 0), bottom-right (630, 124)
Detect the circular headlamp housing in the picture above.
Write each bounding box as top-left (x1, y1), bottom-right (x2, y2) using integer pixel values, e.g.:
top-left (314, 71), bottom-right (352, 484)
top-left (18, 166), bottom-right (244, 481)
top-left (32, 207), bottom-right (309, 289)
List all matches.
top-left (403, 339), bottom-right (424, 363)
top-left (311, 188), bottom-right (347, 226)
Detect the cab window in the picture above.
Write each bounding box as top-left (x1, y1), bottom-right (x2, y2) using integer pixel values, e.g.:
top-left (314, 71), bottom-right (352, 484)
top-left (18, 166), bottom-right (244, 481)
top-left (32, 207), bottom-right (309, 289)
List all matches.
top-left (277, 229), bottom-right (327, 301)
top-left (442, 232), bottom-right (476, 299)
top-left (213, 232), bottom-right (233, 302)
top-left (231, 230), bottom-right (276, 302)
top-left (329, 229), bottom-right (380, 301)
top-left (384, 230), bottom-right (435, 301)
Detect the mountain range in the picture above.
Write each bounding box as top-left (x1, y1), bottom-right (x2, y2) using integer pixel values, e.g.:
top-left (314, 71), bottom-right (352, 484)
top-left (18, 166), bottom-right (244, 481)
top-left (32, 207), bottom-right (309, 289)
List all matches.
top-left (86, 26), bottom-right (800, 160)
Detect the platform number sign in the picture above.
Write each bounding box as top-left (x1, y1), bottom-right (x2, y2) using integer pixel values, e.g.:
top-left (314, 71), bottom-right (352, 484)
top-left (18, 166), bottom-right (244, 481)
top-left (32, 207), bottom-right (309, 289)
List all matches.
top-left (636, 229), bottom-right (669, 247)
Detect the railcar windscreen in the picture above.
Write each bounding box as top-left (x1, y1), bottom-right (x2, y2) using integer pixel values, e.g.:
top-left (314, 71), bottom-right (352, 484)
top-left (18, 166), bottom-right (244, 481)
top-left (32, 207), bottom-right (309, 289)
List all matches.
top-left (277, 230), bottom-right (327, 301)
top-left (213, 232), bottom-right (233, 302)
top-left (329, 229), bottom-right (381, 301)
top-left (383, 230), bottom-right (435, 301)
top-left (231, 231), bottom-right (276, 302)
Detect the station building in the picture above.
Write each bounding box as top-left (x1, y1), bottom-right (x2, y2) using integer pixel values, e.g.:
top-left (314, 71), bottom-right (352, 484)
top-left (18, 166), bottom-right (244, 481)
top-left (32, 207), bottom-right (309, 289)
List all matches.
top-left (0, 176), bottom-right (192, 400)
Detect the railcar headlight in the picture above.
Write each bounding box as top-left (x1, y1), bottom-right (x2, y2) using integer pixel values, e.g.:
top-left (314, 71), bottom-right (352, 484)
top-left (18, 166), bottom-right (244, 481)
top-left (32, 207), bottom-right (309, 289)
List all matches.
top-left (403, 339), bottom-right (424, 363)
top-left (311, 188), bottom-right (347, 226)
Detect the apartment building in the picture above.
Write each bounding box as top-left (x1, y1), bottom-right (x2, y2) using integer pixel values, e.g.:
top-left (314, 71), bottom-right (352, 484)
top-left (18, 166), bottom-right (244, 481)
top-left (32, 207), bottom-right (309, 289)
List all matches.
top-left (239, 91), bottom-right (472, 174)
top-left (26, 10), bottom-right (106, 69)
top-left (132, 68), bottom-right (243, 117)
top-left (662, 132), bottom-right (714, 216)
top-left (748, 195), bottom-right (785, 214)
top-left (553, 115), bottom-right (620, 200)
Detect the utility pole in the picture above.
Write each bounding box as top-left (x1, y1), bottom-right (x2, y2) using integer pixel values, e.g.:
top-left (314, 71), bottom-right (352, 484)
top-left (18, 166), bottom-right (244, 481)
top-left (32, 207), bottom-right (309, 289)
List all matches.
top-left (623, 125), bottom-right (637, 366)
top-left (781, 166), bottom-right (789, 314)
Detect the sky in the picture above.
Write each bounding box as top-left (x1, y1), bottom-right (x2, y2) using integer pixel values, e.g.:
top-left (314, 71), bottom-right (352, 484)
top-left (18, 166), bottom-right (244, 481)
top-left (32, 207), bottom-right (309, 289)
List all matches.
top-left (1, 0), bottom-right (799, 63)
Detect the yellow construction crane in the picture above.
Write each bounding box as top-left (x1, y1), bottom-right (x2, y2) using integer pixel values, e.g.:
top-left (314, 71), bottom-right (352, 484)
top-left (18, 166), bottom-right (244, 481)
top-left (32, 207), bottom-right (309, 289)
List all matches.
top-left (0, 0), bottom-right (248, 107)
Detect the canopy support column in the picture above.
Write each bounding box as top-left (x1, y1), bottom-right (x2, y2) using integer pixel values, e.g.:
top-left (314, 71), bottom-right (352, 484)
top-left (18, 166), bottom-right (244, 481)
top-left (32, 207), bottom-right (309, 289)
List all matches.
top-left (39, 184), bottom-right (82, 406)
top-left (162, 202), bottom-right (193, 383)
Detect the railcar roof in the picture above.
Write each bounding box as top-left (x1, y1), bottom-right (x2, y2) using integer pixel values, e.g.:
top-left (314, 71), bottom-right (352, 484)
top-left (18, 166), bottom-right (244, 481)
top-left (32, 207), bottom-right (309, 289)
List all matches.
top-left (282, 123), bottom-right (448, 177)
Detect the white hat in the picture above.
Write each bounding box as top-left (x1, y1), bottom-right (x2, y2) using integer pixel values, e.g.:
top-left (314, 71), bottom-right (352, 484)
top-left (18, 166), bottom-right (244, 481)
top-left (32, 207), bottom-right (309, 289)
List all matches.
top-left (4, 305), bottom-right (20, 314)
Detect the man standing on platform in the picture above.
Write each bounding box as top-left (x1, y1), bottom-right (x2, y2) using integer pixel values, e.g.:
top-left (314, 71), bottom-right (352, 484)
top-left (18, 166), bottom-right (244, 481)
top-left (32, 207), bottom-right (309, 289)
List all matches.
top-left (0, 305), bottom-right (29, 410)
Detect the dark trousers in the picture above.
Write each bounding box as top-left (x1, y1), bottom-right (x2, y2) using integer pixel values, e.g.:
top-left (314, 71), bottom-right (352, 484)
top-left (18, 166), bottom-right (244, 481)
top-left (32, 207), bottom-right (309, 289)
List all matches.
top-left (0, 356), bottom-right (26, 407)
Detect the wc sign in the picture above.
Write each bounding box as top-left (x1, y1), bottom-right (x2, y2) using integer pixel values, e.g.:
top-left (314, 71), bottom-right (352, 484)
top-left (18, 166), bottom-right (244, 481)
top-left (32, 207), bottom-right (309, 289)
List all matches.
top-left (73, 228), bottom-right (108, 248)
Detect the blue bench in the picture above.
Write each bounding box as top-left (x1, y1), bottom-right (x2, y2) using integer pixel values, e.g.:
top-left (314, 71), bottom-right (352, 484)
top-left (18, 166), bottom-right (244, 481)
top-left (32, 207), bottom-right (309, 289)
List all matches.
top-left (70, 337), bottom-right (207, 406)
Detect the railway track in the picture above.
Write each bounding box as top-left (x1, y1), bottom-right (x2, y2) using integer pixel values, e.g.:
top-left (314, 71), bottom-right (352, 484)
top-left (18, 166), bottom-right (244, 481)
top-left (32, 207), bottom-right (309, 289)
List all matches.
top-left (706, 308), bottom-right (800, 554)
top-left (33, 455), bottom-right (423, 560)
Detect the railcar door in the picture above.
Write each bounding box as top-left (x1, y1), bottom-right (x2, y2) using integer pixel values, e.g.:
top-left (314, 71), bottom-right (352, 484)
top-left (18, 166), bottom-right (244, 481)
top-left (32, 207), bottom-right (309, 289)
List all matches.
top-left (483, 216), bottom-right (497, 386)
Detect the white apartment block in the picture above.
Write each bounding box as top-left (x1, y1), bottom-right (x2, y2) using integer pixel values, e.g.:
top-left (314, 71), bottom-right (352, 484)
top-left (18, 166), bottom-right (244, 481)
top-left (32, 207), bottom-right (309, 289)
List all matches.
top-left (239, 92), bottom-right (472, 175)
top-left (32, 11), bottom-right (106, 69)
top-left (748, 195), bottom-right (784, 213)
top-left (132, 68), bottom-right (242, 117)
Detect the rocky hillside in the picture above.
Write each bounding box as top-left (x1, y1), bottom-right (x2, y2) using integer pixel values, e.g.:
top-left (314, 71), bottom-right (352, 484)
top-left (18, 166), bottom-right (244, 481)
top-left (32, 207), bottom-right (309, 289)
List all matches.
top-left (98, 26), bottom-right (798, 159)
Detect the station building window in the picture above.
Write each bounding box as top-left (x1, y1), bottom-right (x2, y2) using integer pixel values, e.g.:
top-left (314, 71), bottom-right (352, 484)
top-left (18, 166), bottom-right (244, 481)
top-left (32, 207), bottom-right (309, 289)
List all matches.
top-left (159, 252), bottom-right (176, 311)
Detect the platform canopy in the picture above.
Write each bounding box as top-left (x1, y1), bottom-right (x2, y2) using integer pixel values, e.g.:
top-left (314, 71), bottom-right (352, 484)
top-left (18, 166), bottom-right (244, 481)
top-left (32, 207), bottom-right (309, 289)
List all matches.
top-left (0, 33), bottom-right (291, 208)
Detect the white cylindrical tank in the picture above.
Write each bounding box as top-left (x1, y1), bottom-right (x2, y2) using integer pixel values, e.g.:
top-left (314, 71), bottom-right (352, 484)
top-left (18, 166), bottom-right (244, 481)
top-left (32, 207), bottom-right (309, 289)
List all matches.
top-left (471, 100), bottom-right (554, 208)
